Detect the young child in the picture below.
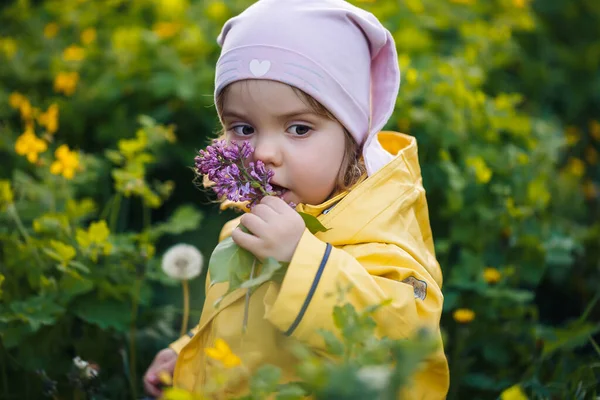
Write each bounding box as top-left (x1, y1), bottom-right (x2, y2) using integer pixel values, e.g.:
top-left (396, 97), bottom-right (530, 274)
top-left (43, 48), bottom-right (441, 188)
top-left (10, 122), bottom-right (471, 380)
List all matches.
top-left (144, 0), bottom-right (449, 398)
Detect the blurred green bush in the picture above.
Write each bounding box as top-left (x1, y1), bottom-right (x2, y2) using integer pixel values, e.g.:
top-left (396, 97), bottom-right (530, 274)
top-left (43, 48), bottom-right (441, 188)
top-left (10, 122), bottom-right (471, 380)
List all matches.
top-left (0, 0), bottom-right (598, 399)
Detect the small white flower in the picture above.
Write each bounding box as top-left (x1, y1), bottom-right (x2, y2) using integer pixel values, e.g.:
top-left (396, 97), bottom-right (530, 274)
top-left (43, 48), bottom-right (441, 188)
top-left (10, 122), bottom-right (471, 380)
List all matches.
top-left (83, 364), bottom-right (99, 379)
top-left (356, 365), bottom-right (393, 391)
top-left (73, 356), bottom-right (88, 370)
top-left (161, 244), bottom-right (203, 280)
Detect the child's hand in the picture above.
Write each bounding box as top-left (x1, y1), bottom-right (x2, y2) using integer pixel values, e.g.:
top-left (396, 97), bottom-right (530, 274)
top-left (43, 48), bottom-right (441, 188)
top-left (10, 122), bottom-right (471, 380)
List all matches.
top-left (233, 196), bottom-right (305, 262)
top-left (143, 348), bottom-right (177, 397)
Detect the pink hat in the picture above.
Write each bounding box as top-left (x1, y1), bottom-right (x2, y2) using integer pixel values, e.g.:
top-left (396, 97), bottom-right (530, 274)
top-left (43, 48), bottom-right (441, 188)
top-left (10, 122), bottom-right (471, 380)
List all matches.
top-left (215, 0), bottom-right (401, 176)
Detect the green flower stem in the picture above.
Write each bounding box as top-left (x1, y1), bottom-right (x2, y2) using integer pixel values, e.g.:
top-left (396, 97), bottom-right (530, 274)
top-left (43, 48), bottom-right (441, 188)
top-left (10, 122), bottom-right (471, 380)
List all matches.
top-left (1, 342), bottom-right (8, 398)
top-left (447, 326), bottom-right (469, 400)
top-left (128, 277), bottom-right (141, 400)
top-left (242, 259), bottom-right (257, 334)
top-left (180, 279), bottom-right (190, 337)
top-left (110, 193), bottom-right (122, 233)
top-left (7, 204), bottom-right (43, 268)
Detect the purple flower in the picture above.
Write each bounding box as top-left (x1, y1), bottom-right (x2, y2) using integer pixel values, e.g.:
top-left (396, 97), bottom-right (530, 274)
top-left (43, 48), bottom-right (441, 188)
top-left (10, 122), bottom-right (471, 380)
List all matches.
top-left (195, 140), bottom-right (289, 208)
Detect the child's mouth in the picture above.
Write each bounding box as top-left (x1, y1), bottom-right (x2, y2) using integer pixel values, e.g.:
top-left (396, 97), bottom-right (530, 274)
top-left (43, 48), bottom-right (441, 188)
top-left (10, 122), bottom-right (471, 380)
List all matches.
top-left (271, 184), bottom-right (288, 197)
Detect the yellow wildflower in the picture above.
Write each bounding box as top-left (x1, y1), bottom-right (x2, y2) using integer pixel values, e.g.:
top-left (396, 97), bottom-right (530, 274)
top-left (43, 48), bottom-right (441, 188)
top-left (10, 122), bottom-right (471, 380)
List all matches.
top-left (38, 103), bottom-right (60, 134)
top-left (161, 387), bottom-right (201, 400)
top-left (18, 98), bottom-right (34, 121)
top-left (49, 240), bottom-right (77, 265)
top-left (76, 220), bottom-right (112, 261)
top-left (585, 147), bottom-right (598, 165)
top-left (0, 37), bottom-right (17, 59)
top-left (153, 22), bottom-right (182, 39)
top-left (54, 72), bottom-right (79, 96)
top-left (44, 23), bottom-right (60, 39)
top-left (483, 267), bottom-right (502, 284)
top-left (80, 28), bottom-right (97, 45)
top-left (565, 126), bottom-right (579, 146)
top-left (500, 384), bottom-right (528, 400)
top-left (0, 180), bottom-right (14, 210)
top-left (15, 127), bottom-right (48, 163)
top-left (112, 27), bottom-right (142, 52)
top-left (205, 1), bottom-right (228, 22)
top-left (453, 308), bottom-right (475, 324)
top-left (63, 45), bottom-right (85, 62)
top-left (590, 120), bottom-right (600, 142)
top-left (513, 0), bottom-right (527, 8)
top-left (466, 156), bottom-right (493, 184)
top-left (406, 68), bottom-right (418, 84)
top-left (9, 92), bottom-right (26, 109)
top-left (204, 339), bottom-right (242, 368)
top-left (565, 158), bottom-right (585, 177)
top-left (154, 0), bottom-right (189, 19)
top-left (50, 144), bottom-right (79, 179)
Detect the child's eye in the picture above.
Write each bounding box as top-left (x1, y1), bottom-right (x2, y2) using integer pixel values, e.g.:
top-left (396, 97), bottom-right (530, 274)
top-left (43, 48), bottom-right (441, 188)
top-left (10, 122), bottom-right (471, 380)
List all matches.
top-left (232, 125), bottom-right (255, 136)
top-left (287, 125), bottom-right (312, 136)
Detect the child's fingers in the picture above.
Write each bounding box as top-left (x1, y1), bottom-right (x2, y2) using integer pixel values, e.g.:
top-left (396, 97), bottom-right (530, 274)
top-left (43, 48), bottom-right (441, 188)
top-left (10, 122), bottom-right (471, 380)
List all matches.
top-left (240, 213), bottom-right (268, 237)
top-left (260, 196), bottom-right (291, 213)
top-left (143, 373), bottom-right (162, 397)
top-left (232, 226), bottom-right (264, 255)
top-left (251, 203), bottom-right (280, 221)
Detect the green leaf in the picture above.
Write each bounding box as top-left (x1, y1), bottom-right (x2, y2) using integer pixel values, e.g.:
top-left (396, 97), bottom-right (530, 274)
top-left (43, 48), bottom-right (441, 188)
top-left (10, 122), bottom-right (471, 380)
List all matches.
top-left (57, 274), bottom-right (94, 303)
top-left (208, 236), bottom-right (255, 287)
top-left (148, 205), bottom-right (203, 240)
top-left (275, 384), bottom-right (308, 400)
top-left (482, 287), bottom-right (534, 303)
top-left (68, 260), bottom-right (91, 273)
top-left (9, 297), bottom-right (65, 332)
top-left (0, 323), bottom-right (33, 348)
top-left (318, 330), bottom-right (344, 356)
top-left (72, 295), bottom-right (131, 332)
top-left (241, 258), bottom-right (285, 289)
top-left (250, 365), bottom-right (282, 397)
top-left (539, 321), bottom-right (600, 358)
top-left (298, 212), bottom-right (329, 234)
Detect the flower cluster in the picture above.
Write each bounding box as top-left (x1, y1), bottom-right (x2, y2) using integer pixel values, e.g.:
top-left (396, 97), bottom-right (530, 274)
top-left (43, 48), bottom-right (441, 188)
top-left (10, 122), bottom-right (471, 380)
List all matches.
top-left (194, 140), bottom-right (282, 208)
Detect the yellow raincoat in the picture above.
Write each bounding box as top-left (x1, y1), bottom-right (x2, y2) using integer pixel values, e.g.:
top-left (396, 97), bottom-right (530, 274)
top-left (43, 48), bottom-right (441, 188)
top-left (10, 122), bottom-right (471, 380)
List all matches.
top-left (170, 132), bottom-right (449, 399)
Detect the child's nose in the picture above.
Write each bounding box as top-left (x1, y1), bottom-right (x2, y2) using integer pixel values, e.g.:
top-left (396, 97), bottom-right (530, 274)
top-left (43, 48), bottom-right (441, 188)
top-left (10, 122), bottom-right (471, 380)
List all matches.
top-left (253, 136), bottom-right (282, 167)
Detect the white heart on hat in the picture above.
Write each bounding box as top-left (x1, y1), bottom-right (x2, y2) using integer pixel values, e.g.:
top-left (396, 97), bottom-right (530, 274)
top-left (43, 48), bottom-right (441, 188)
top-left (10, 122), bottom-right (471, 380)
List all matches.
top-left (249, 59), bottom-right (271, 77)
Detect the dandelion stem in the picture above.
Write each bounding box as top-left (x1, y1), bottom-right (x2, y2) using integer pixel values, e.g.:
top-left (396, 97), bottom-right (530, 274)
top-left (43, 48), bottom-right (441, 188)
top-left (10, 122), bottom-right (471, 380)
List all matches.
top-left (242, 259), bottom-right (256, 334)
top-left (181, 279), bottom-right (190, 337)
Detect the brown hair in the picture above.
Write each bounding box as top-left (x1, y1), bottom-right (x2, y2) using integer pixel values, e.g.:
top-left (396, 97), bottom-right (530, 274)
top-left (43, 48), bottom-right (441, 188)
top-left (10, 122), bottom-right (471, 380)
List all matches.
top-left (215, 84), bottom-right (366, 195)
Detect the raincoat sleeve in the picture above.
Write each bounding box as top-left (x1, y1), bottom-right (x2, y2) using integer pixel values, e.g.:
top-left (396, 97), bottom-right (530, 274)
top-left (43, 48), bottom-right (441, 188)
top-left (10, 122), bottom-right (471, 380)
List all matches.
top-left (169, 215), bottom-right (243, 354)
top-left (263, 229), bottom-right (444, 347)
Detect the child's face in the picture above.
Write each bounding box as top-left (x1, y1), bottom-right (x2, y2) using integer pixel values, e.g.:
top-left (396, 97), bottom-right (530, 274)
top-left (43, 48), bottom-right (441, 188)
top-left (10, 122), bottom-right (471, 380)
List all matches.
top-left (221, 80), bottom-right (347, 206)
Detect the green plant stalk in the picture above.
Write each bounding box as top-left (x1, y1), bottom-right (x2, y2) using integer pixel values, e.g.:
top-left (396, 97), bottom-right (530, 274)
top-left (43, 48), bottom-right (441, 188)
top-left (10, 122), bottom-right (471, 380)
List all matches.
top-left (242, 259), bottom-right (257, 334)
top-left (7, 204), bottom-right (43, 268)
top-left (180, 279), bottom-right (190, 337)
top-left (447, 326), bottom-right (469, 400)
top-left (110, 193), bottom-right (122, 233)
top-left (128, 277), bottom-right (141, 400)
top-left (1, 343), bottom-right (8, 398)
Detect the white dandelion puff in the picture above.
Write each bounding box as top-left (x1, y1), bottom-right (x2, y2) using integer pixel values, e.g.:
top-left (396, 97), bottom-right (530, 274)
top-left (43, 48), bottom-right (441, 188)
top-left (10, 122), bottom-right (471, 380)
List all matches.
top-left (161, 244), bottom-right (203, 280)
top-left (73, 356), bottom-right (88, 370)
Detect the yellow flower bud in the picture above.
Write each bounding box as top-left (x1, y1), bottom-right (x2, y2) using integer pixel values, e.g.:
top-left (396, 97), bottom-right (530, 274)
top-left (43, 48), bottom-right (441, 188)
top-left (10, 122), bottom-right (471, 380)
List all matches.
top-left (453, 308), bottom-right (475, 324)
